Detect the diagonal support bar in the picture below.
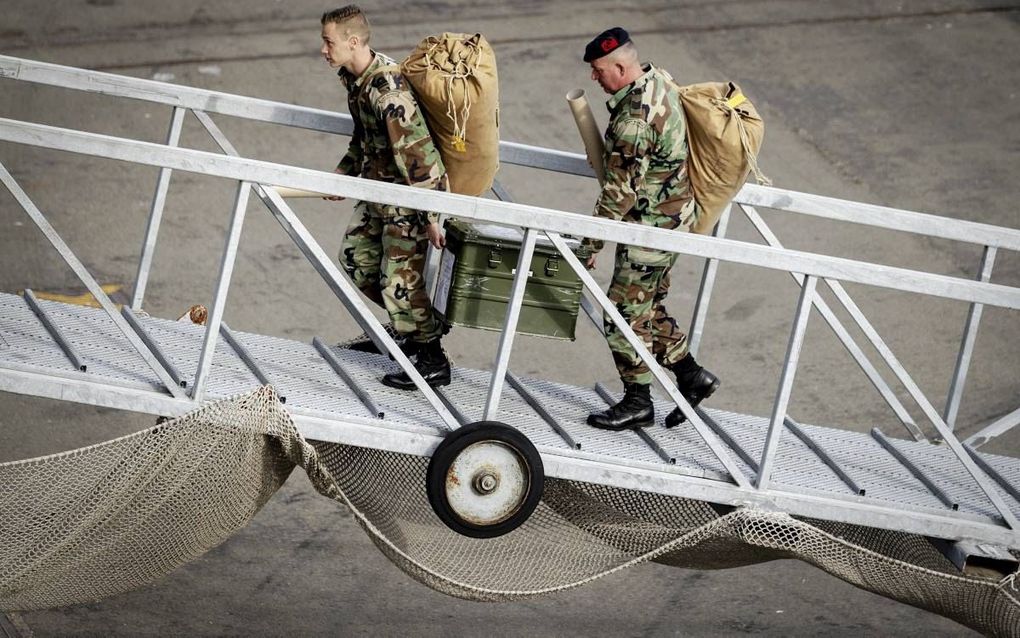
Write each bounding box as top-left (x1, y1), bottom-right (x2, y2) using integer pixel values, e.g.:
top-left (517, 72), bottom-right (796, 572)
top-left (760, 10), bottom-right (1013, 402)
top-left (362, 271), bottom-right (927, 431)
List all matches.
top-left (0, 161), bottom-right (186, 398)
top-left (579, 295), bottom-right (605, 335)
top-left (545, 231), bottom-right (751, 488)
top-left (742, 204), bottom-right (924, 441)
top-left (739, 207), bottom-right (1020, 526)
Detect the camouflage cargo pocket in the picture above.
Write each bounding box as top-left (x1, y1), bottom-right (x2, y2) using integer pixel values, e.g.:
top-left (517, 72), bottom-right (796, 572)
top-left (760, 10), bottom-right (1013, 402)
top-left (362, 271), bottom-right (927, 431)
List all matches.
top-left (624, 245), bottom-right (675, 267)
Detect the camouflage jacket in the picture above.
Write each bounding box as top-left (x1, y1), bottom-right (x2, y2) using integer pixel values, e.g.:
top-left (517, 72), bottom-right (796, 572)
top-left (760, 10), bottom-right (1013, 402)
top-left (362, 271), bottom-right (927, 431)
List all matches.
top-left (336, 51), bottom-right (448, 220)
top-left (585, 63), bottom-right (696, 261)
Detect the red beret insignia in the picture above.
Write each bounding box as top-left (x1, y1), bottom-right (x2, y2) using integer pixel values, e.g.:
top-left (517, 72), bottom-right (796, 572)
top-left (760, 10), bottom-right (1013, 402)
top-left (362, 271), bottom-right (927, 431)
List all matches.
top-left (601, 37), bottom-right (618, 53)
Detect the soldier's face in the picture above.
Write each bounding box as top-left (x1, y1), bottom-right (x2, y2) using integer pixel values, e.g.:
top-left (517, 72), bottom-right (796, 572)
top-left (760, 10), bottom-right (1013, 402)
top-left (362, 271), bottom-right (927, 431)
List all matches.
top-left (321, 22), bottom-right (354, 69)
top-left (590, 58), bottom-right (625, 94)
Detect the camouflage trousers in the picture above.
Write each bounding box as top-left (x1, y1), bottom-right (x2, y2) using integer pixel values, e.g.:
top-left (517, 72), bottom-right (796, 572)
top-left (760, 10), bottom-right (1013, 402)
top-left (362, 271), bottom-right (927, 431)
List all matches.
top-left (604, 245), bottom-right (690, 386)
top-left (339, 201), bottom-right (444, 342)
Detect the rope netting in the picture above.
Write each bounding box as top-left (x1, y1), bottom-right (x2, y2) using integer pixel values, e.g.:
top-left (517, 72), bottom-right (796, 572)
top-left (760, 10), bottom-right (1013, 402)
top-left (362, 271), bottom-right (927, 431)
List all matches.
top-left (1, 389), bottom-right (1017, 636)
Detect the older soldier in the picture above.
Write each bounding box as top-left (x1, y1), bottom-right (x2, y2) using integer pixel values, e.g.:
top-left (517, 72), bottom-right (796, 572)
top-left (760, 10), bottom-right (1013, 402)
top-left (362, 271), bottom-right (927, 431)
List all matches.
top-left (321, 5), bottom-right (450, 389)
top-left (582, 28), bottom-right (720, 430)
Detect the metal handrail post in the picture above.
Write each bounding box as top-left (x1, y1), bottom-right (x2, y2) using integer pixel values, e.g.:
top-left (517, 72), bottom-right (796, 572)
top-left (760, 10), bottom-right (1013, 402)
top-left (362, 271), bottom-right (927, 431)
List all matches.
top-left (757, 276), bottom-right (817, 490)
top-left (190, 180), bottom-right (252, 402)
top-left (944, 245), bottom-right (997, 430)
top-left (483, 228), bottom-right (538, 420)
top-left (544, 231), bottom-right (752, 489)
top-left (131, 105), bottom-right (186, 310)
top-left (688, 204), bottom-right (732, 358)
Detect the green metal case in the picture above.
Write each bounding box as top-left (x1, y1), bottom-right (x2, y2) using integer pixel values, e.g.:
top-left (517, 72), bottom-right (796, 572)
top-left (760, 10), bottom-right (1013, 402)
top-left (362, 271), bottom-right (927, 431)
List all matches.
top-left (435, 221), bottom-right (586, 340)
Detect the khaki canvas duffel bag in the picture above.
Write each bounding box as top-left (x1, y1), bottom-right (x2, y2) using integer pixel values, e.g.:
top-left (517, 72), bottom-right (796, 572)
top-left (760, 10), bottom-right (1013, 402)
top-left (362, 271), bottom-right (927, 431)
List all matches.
top-left (400, 33), bottom-right (500, 197)
top-left (676, 81), bottom-right (769, 234)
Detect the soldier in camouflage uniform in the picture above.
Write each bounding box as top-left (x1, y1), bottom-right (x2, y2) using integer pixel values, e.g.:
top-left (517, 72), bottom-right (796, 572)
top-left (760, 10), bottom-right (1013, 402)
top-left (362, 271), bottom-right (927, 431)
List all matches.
top-left (320, 5), bottom-right (451, 389)
top-left (581, 28), bottom-right (721, 431)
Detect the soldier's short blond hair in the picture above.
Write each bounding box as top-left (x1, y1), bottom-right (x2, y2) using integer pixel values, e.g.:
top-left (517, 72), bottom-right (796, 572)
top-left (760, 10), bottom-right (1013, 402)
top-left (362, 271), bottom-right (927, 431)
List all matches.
top-left (321, 5), bottom-right (371, 45)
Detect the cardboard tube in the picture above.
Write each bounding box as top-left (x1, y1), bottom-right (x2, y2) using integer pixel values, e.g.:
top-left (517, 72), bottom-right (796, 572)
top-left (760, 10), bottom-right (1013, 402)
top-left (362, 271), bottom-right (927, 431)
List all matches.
top-left (273, 186), bottom-right (327, 198)
top-left (566, 89), bottom-right (606, 184)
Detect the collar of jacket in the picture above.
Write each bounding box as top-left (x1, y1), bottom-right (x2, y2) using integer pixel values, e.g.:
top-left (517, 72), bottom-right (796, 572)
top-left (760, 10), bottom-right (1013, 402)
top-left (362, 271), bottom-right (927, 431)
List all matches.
top-left (337, 50), bottom-right (395, 90)
top-left (606, 62), bottom-right (660, 112)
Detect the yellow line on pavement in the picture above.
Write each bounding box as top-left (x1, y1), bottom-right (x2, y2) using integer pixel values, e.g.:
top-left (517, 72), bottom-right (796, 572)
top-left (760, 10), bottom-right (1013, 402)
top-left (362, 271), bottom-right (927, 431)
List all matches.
top-left (27, 284), bottom-right (123, 309)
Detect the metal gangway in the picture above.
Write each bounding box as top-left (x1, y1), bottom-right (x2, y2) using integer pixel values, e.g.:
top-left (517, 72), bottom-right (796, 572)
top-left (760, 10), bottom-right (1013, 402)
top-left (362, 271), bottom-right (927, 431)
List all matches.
top-left (1, 56), bottom-right (1018, 566)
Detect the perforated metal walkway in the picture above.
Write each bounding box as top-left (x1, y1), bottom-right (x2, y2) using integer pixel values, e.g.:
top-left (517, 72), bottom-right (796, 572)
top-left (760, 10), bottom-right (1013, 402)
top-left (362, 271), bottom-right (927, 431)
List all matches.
top-left (2, 291), bottom-right (1017, 548)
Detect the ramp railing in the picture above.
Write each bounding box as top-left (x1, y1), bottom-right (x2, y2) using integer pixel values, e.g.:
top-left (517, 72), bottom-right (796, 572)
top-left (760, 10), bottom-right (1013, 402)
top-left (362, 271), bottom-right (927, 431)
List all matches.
top-left (2, 55), bottom-right (1019, 542)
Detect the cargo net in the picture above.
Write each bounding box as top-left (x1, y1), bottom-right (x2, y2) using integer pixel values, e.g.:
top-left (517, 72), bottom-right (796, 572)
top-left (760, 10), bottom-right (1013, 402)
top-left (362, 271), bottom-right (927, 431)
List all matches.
top-left (2, 389), bottom-right (1018, 636)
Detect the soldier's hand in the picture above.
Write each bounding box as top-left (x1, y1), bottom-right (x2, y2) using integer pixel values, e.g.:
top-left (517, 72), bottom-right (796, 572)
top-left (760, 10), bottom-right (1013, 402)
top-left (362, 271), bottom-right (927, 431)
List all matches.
top-left (324, 168), bottom-right (346, 201)
top-left (425, 222), bottom-right (446, 249)
top-left (586, 253), bottom-right (597, 269)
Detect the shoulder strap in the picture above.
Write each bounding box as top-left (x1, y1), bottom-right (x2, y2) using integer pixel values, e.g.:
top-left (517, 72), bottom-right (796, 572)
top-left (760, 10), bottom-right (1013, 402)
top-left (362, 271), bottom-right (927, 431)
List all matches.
top-left (365, 64), bottom-right (401, 81)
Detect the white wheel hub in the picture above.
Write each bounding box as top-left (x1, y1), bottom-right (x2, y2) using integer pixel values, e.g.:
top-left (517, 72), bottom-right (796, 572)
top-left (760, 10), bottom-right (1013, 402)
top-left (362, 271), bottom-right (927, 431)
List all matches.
top-left (444, 440), bottom-right (530, 527)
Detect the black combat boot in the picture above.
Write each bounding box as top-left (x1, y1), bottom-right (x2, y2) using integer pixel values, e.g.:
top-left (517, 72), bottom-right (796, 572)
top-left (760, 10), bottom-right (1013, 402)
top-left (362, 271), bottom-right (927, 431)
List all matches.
top-left (664, 353), bottom-right (721, 428)
top-left (380, 338), bottom-right (451, 390)
top-left (346, 332), bottom-right (418, 359)
top-left (587, 383), bottom-right (654, 431)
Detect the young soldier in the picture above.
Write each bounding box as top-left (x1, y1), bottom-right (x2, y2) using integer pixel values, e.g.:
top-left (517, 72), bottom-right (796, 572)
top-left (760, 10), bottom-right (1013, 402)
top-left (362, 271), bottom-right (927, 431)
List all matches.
top-left (320, 5), bottom-right (450, 389)
top-left (582, 27), bottom-right (720, 430)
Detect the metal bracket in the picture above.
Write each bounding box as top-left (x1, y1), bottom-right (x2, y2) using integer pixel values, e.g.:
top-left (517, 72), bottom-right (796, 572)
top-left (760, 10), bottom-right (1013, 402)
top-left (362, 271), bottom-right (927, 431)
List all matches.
top-left (929, 538), bottom-right (1020, 577)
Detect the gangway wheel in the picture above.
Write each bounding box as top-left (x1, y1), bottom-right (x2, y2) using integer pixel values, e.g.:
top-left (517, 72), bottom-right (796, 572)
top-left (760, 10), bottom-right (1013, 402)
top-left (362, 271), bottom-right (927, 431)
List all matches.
top-left (426, 421), bottom-right (544, 538)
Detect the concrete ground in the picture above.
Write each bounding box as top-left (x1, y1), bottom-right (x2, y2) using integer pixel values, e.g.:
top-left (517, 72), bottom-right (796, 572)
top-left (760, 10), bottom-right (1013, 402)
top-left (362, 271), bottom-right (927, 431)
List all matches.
top-left (1, 0), bottom-right (1018, 635)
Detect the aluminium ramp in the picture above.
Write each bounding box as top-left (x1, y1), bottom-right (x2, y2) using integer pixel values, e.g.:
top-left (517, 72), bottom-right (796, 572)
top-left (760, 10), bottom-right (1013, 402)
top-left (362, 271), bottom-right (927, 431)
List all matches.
top-left (1, 291), bottom-right (1017, 550)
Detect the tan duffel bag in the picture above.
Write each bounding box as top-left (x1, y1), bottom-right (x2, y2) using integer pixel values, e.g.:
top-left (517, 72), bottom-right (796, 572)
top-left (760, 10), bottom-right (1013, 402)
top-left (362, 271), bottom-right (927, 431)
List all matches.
top-left (401, 33), bottom-right (500, 197)
top-left (677, 81), bottom-right (769, 234)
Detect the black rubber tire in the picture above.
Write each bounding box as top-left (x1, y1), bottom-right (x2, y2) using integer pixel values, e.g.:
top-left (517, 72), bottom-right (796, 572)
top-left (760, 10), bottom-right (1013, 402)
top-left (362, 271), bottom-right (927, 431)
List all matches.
top-left (426, 421), bottom-right (544, 539)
